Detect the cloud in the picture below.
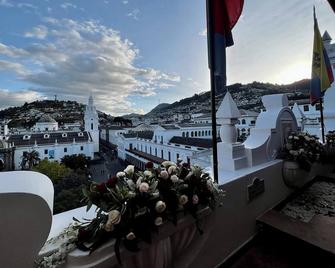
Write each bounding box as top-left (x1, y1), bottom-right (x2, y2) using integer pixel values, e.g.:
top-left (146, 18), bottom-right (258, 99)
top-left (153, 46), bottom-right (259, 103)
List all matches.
top-left (122, 0), bottom-right (128, 4)
top-left (0, 19), bottom-right (179, 115)
top-left (127, 9), bottom-right (140, 20)
top-left (0, 60), bottom-right (27, 75)
top-left (0, 89), bottom-right (42, 109)
top-left (60, 2), bottom-right (77, 9)
top-left (24, 25), bottom-right (48, 39)
top-left (198, 28), bottom-right (207, 37)
top-left (0, 0), bottom-right (13, 7)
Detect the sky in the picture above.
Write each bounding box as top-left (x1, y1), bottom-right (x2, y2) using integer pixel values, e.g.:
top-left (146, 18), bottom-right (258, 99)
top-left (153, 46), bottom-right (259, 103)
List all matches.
top-left (0, 0), bottom-right (334, 115)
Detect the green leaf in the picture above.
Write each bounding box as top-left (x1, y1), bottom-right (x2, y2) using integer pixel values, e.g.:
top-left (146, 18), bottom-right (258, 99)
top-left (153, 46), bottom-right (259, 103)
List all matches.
top-left (87, 201), bottom-right (93, 212)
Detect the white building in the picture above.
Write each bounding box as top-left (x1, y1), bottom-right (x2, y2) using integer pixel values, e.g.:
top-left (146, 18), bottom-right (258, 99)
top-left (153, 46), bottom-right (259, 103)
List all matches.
top-left (101, 123), bottom-right (218, 169)
top-left (291, 31), bottom-right (335, 138)
top-left (84, 95), bottom-right (99, 153)
top-left (5, 95), bottom-right (100, 169)
top-left (0, 120), bottom-right (9, 138)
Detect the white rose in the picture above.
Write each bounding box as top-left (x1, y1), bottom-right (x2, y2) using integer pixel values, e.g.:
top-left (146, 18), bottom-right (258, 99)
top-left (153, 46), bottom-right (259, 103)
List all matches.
top-left (154, 217), bottom-right (163, 226)
top-left (161, 161), bottom-right (176, 168)
top-left (155, 200), bottom-right (166, 213)
top-left (108, 210), bottom-right (121, 224)
top-left (116, 171), bottom-right (126, 178)
top-left (206, 179), bottom-right (214, 192)
top-left (168, 165), bottom-right (177, 174)
top-left (104, 221), bottom-right (114, 232)
top-left (139, 182), bottom-right (149, 193)
top-left (124, 165), bottom-right (135, 175)
top-left (160, 170), bottom-right (169, 179)
top-left (179, 195), bottom-right (188, 205)
top-left (144, 170), bottom-right (152, 177)
top-left (170, 174), bottom-right (179, 183)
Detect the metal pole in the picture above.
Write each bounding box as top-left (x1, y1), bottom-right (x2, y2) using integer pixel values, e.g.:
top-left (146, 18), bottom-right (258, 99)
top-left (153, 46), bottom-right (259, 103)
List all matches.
top-left (206, 0), bottom-right (219, 183)
top-left (319, 97), bottom-right (325, 143)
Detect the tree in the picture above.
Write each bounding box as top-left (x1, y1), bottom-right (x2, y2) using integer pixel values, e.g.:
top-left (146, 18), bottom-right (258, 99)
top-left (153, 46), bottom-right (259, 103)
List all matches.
top-left (61, 154), bottom-right (88, 170)
top-left (21, 150), bottom-right (40, 170)
top-left (32, 159), bottom-right (71, 182)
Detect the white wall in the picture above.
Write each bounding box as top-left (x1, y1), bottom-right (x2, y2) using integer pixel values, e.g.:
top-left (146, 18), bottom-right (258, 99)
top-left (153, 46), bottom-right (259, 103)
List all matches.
top-left (14, 142), bottom-right (94, 169)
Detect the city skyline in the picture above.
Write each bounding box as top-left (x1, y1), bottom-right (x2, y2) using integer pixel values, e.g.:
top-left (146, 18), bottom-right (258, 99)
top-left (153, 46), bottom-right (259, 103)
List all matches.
top-left (0, 0), bottom-right (334, 115)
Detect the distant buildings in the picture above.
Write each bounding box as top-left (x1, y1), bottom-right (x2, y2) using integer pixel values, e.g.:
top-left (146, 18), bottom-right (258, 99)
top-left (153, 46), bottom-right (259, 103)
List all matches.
top-left (0, 95), bottom-right (99, 170)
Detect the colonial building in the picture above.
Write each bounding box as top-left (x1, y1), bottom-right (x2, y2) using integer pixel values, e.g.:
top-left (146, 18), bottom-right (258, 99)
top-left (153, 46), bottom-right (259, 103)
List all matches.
top-left (5, 95), bottom-right (100, 170)
top-left (0, 140), bottom-right (14, 171)
top-left (84, 95), bottom-right (99, 153)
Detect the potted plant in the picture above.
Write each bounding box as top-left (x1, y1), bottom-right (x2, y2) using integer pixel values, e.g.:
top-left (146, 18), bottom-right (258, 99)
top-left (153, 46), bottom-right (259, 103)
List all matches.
top-left (323, 131), bottom-right (335, 162)
top-left (280, 132), bottom-right (323, 188)
top-left (36, 161), bottom-right (224, 267)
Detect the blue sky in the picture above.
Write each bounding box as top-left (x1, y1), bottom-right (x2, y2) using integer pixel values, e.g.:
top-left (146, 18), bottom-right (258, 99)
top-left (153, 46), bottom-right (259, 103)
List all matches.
top-left (0, 0), bottom-right (334, 115)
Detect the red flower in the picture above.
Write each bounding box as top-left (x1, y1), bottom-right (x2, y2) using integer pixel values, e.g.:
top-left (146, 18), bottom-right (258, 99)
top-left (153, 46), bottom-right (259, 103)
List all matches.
top-left (96, 182), bottom-right (108, 194)
top-left (106, 176), bottom-right (118, 188)
top-left (145, 162), bottom-right (154, 169)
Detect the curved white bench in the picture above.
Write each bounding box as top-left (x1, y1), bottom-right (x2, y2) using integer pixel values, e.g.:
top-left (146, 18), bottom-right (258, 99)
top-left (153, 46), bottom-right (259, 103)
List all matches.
top-left (0, 171), bottom-right (53, 267)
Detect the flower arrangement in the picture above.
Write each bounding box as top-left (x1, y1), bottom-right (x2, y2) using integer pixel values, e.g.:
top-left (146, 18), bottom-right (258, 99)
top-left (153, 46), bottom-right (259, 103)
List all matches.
top-left (326, 131), bottom-right (335, 147)
top-left (280, 132), bottom-right (323, 171)
top-left (74, 160), bottom-right (223, 263)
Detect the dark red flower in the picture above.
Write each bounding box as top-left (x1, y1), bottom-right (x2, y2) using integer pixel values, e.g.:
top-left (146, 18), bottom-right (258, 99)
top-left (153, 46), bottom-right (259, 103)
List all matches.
top-left (145, 161), bottom-right (154, 169)
top-left (182, 163), bottom-right (190, 168)
top-left (78, 228), bottom-right (90, 241)
top-left (106, 176), bottom-right (118, 188)
top-left (96, 182), bottom-right (108, 194)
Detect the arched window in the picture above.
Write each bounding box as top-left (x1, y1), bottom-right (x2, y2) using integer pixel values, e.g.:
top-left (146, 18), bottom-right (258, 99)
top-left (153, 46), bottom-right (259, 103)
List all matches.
top-left (191, 131), bottom-right (194, 137)
top-left (186, 132), bottom-right (189, 137)
top-left (182, 132), bottom-right (185, 137)
top-left (205, 130), bottom-right (208, 136)
top-left (91, 123), bottom-right (93, 130)
top-left (202, 130), bottom-right (204, 136)
top-left (195, 131), bottom-right (197, 137)
top-left (198, 131), bottom-right (201, 136)
top-left (241, 119), bottom-right (246, 125)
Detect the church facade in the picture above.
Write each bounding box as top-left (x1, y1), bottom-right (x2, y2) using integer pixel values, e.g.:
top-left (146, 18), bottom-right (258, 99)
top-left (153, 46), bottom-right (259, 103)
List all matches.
top-left (5, 95), bottom-right (100, 170)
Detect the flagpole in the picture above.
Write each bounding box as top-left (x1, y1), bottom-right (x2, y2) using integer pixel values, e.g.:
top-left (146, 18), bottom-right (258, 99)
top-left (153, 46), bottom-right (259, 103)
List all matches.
top-left (319, 97), bottom-right (325, 143)
top-left (206, 0), bottom-right (219, 183)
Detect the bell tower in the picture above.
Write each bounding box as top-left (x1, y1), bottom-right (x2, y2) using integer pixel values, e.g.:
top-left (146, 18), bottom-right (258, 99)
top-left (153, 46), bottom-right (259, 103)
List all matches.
top-left (84, 94), bottom-right (99, 153)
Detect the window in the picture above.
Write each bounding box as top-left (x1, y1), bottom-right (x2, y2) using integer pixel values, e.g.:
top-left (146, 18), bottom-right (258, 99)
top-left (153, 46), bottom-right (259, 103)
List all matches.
top-left (303, 105), bottom-right (309, 112)
top-left (64, 148), bottom-right (67, 153)
top-left (150, 147), bottom-right (152, 155)
top-left (205, 130), bottom-right (208, 136)
top-left (160, 136), bottom-right (163, 144)
top-left (78, 132), bottom-right (84, 137)
top-left (161, 149), bottom-right (164, 159)
top-left (202, 131), bottom-right (204, 136)
top-left (195, 131), bottom-right (197, 137)
top-left (182, 132), bottom-right (185, 137)
top-left (141, 144), bottom-right (143, 151)
top-left (44, 149), bottom-right (48, 155)
top-left (80, 146), bottom-right (84, 151)
top-left (187, 157), bottom-right (190, 164)
top-left (62, 133), bottom-right (67, 138)
top-left (45, 127), bottom-right (48, 131)
top-left (23, 135), bottom-right (30, 140)
top-left (250, 120), bottom-right (256, 125)
top-left (241, 119), bottom-right (246, 125)
top-left (198, 131), bottom-right (201, 136)
top-left (191, 131), bottom-right (194, 137)
top-left (129, 143), bottom-right (133, 150)
top-left (91, 123), bottom-right (93, 130)
top-left (176, 153), bottom-right (180, 161)
top-left (44, 134), bottom-right (50, 139)
top-left (168, 151), bottom-right (171, 161)
top-left (145, 146), bottom-right (147, 153)
top-left (186, 132), bottom-right (189, 137)
top-left (155, 148), bottom-right (157, 156)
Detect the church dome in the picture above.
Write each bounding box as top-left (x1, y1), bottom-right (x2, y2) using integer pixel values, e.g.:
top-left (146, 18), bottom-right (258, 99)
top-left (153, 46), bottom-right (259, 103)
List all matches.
top-left (38, 114), bottom-right (57, 123)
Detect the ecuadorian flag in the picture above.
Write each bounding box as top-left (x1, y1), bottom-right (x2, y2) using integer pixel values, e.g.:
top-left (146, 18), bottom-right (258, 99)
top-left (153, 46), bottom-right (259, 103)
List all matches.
top-left (310, 7), bottom-right (334, 105)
